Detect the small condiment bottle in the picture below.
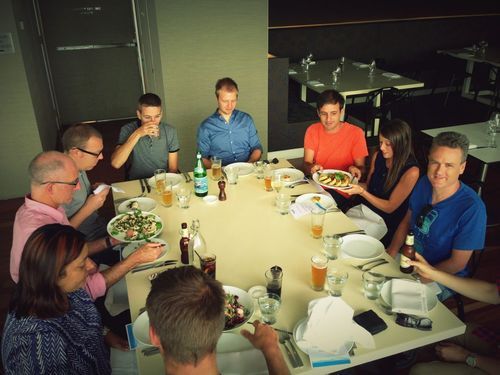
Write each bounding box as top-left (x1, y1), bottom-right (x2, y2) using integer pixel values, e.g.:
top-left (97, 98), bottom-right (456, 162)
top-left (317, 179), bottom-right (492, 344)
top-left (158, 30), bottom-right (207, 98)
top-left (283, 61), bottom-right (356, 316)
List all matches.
top-left (179, 223), bottom-right (190, 265)
top-left (218, 180), bottom-right (227, 201)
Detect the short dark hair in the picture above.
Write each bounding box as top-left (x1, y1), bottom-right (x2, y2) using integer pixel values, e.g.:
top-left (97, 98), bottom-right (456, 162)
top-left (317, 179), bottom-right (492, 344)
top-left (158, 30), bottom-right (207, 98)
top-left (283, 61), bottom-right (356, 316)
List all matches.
top-left (146, 266), bottom-right (225, 365)
top-left (215, 77), bottom-right (238, 97)
top-left (61, 123), bottom-right (102, 152)
top-left (138, 93), bottom-right (162, 109)
top-left (10, 224), bottom-right (86, 319)
top-left (316, 89), bottom-right (345, 111)
top-left (431, 131), bottom-right (469, 163)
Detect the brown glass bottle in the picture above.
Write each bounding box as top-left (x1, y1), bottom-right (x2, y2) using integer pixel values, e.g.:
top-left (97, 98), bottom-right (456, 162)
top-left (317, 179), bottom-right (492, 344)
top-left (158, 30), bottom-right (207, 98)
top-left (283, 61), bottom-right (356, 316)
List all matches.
top-left (400, 231), bottom-right (415, 273)
top-left (179, 223), bottom-right (190, 265)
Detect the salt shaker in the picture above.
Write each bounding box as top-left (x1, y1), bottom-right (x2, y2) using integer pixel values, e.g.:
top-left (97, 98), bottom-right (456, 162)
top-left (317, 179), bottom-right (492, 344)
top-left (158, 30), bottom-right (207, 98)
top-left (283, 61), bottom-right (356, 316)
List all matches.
top-left (218, 180), bottom-right (226, 201)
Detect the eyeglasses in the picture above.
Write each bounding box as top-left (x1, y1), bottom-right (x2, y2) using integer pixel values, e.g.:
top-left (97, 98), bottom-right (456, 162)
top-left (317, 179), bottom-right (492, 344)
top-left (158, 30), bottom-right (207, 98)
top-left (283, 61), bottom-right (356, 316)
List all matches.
top-left (416, 204), bottom-right (433, 228)
top-left (75, 147), bottom-right (102, 157)
top-left (40, 177), bottom-right (80, 186)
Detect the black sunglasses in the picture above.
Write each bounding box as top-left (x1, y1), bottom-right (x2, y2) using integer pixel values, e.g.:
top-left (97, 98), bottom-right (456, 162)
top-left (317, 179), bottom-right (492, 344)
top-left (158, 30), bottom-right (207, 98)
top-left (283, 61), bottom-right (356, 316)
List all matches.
top-left (416, 204), bottom-right (433, 228)
top-left (76, 147), bottom-right (102, 157)
top-left (40, 177), bottom-right (80, 186)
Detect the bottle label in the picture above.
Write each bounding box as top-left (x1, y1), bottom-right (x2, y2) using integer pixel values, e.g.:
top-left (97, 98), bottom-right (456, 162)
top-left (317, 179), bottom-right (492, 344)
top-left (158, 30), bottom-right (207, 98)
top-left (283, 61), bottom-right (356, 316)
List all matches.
top-left (405, 235), bottom-right (414, 246)
top-left (194, 176), bottom-right (208, 194)
top-left (400, 254), bottom-right (411, 269)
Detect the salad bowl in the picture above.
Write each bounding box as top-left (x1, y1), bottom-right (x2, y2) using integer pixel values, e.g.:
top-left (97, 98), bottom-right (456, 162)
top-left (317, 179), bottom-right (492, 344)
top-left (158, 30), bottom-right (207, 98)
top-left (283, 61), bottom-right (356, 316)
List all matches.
top-left (222, 286), bottom-right (254, 331)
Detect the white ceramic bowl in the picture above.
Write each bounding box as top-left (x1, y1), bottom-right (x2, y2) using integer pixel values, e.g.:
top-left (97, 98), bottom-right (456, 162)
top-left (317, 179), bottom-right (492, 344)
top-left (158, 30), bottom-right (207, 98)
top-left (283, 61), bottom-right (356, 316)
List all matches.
top-left (223, 285), bottom-right (254, 331)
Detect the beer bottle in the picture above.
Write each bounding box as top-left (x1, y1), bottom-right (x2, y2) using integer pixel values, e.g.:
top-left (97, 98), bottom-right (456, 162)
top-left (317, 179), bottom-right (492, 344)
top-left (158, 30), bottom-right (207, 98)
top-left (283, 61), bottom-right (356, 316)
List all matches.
top-left (400, 231), bottom-right (415, 274)
top-left (179, 223), bottom-right (190, 265)
top-left (193, 152), bottom-right (208, 197)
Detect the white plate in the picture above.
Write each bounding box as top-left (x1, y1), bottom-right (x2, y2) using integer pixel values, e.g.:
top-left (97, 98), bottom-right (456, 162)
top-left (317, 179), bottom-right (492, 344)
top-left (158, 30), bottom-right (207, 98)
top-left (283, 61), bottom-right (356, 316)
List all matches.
top-left (313, 169), bottom-right (352, 190)
top-left (341, 234), bottom-right (384, 260)
top-left (117, 197), bottom-right (157, 214)
top-left (293, 317), bottom-right (354, 355)
top-left (295, 193), bottom-right (336, 209)
top-left (147, 173), bottom-right (183, 188)
top-left (122, 238), bottom-right (168, 262)
top-left (133, 311), bottom-right (153, 346)
top-left (224, 162), bottom-right (255, 176)
top-left (223, 285), bottom-right (254, 331)
top-left (352, 62), bottom-right (369, 68)
top-left (382, 72), bottom-right (402, 79)
top-left (273, 168), bottom-right (305, 185)
top-left (107, 211), bottom-right (163, 242)
top-left (380, 279), bottom-right (438, 312)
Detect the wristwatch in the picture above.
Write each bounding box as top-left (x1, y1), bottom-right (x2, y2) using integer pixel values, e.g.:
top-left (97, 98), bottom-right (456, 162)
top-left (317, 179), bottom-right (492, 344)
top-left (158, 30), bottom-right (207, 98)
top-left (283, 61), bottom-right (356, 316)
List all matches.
top-left (465, 353), bottom-right (477, 368)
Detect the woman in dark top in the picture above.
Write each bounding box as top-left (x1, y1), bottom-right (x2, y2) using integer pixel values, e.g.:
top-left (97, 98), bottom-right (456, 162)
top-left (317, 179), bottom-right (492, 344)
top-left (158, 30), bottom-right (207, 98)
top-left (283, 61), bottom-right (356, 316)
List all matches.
top-left (345, 119), bottom-right (420, 246)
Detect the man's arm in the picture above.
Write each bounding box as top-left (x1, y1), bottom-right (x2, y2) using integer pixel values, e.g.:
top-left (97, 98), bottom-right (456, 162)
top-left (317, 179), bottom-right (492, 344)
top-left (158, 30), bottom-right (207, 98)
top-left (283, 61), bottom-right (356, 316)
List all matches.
top-left (100, 243), bottom-right (162, 288)
top-left (348, 157), bottom-right (366, 180)
top-left (303, 148), bottom-right (321, 175)
top-left (436, 342), bottom-right (500, 374)
top-left (168, 151), bottom-right (179, 173)
top-left (111, 122), bottom-right (157, 169)
top-left (247, 148), bottom-right (262, 163)
top-left (68, 187), bottom-right (110, 229)
top-left (387, 209), bottom-right (411, 257)
top-left (433, 249), bottom-right (473, 275)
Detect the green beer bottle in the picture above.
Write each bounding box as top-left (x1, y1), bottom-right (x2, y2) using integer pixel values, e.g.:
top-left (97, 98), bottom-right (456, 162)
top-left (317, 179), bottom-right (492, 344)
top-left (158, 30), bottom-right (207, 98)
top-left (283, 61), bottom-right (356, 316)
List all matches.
top-left (194, 152), bottom-right (208, 197)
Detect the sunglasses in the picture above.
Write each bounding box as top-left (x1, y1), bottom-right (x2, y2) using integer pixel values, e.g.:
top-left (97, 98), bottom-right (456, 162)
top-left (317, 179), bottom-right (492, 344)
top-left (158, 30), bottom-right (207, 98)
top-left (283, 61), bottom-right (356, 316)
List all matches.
top-left (76, 147), bottom-right (102, 157)
top-left (416, 204), bottom-right (433, 228)
top-left (40, 177), bottom-right (80, 186)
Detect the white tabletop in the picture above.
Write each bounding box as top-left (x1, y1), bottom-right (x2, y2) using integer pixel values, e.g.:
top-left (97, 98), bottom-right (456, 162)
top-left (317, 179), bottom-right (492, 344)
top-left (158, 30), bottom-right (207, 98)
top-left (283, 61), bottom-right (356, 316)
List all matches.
top-left (112, 161), bottom-right (464, 374)
top-left (288, 58), bottom-right (424, 97)
top-left (438, 47), bottom-right (500, 68)
top-left (423, 122), bottom-right (500, 165)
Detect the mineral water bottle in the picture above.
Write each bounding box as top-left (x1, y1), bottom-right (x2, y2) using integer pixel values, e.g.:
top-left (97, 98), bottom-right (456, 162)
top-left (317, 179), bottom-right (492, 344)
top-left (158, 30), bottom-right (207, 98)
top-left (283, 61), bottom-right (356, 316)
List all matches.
top-left (193, 152), bottom-right (208, 197)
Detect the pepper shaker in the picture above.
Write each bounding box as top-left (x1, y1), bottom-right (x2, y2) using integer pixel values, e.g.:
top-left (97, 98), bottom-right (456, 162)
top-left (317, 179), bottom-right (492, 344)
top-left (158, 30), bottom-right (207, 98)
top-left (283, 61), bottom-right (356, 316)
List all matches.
top-left (218, 180), bottom-right (227, 201)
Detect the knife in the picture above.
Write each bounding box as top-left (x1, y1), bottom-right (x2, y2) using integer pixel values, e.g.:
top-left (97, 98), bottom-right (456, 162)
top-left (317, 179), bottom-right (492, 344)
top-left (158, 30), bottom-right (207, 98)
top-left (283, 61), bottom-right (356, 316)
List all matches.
top-left (139, 179), bottom-right (146, 195)
top-left (336, 229), bottom-right (366, 237)
top-left (132, 260), bottom-right (177, 273)
top-left (143, 178), bottom-right (151, 193)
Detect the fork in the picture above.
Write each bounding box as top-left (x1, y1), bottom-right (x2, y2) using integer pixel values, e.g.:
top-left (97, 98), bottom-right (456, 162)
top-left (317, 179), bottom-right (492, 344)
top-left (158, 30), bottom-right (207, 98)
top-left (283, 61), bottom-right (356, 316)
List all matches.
top-left (136, 179), bottom-right (146, 198)
top-left (182, 172), bottom-right (192, 183)
top-left (278, 331), bottom-right (298, 368)
top-left (280, 331), bottom-right (303, 368)
top-left (352, 259), bottom-right (388, 271)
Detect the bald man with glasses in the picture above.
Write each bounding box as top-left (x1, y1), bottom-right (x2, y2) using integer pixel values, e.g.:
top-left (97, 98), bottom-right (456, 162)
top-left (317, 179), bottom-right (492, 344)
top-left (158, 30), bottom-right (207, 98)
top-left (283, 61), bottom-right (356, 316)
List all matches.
top-left (62, 124), bottom-right (111, 242)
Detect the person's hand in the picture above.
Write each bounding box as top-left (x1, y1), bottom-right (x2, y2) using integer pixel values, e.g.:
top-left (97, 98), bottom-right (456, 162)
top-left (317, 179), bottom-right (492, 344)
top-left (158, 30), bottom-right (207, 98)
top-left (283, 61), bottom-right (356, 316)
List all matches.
top-left (104, 331), bottom-right (129, 351)
top-left (310, 164), bottom-right (323, 175)
top-left (137, 121), bottom-right (159, 138)
top-left (241, 320), bottom-right (280, 356)
top-left (343, 184), bottom-right (365, 196)
top-left (128, 242), bottom-right (163, 266)
top-left (348, 165), bottom-right (362, 179)
top-left (84, 187), bottom-right (110, 211)
top-left (407, 253), bottom-right (436, 280)
top-left (435, 342), bottom-right (470, 363)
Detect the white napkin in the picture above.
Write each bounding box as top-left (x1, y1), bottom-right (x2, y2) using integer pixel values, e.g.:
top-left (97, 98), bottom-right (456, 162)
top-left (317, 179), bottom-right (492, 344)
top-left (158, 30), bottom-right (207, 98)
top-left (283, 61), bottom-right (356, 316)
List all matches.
top-left (390, 279), bottom-right (428, 316)
top-left (94, 183), bottom-right (125, 194)
top-left (290, 202), bottom-right (313, 218)
top-left (307, 80), bottom-right (324, 87)
top-left (345, 204), bottom-right (387, 240)
top-left (299, 297), bottom-right (374, 353)
top-left (288, 69), bottom-right (298, 75)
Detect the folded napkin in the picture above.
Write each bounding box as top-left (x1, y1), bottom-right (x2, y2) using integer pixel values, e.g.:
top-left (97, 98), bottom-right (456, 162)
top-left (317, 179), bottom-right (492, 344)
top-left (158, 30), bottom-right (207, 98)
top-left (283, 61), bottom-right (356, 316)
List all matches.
top-left (307, 80), bottom-right (324, 87)
top-left (94, 183), bottom-right (125, 194)
top-left (290, 202), bottom-right (312, 218)
top-left (390, 279), bottom-right (428, 316)
top-left (345, 204), bottom-right (387, 240)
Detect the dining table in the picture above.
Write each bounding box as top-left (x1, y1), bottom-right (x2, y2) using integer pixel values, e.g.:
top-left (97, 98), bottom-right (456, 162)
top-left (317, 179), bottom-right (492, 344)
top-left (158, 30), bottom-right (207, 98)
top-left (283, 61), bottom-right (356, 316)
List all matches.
top-left (288, 58), bottom-right (424, 137)
top-left (111, 160), bottom-right (465, 374)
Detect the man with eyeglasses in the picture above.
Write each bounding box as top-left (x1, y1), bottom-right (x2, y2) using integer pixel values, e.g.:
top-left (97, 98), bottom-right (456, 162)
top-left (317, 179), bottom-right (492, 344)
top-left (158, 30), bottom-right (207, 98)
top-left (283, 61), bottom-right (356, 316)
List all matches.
top-left (62, 124), bottom-right (110, 242)
top-left (387, 132), bottom-right (486, 301)
top-left (111, 93), bottom-right (180, 180)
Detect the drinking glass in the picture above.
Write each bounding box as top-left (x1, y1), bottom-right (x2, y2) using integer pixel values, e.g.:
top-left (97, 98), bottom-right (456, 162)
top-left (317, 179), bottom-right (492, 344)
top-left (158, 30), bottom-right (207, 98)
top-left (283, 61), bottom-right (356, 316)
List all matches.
top-left (326, 268), bottom-right (348, 297)
top-left (322, 234), bottom-right (343, 260)
top-left (161, 180), bottom-right (173, 207)
top-left (226, 167), bottom-right (239, 184)
top-left (311, 207), bottom-right (325, 239)
top-left (275, 193), bottom-right (291, 215)
top-left (200, 253), bottom-right (216, 279)
top-left (264, 165), bottom-right (273, 191)
top-left (311, 254), bottom-right (328, 291)
top-left (154, 169), bottom-right (166, 195)
top-left (258, 293), bottom-right (281, 325)
top-left (211, 156), bottom-right (222, 180)
top-left (254, 161), bottom-right (265, 179)
top-left (362, 271), bottom-right (385, 300)
top-left (265, 266), bottom-right (283, 297)
top-left (176, 188), bottom-right (192, 209)
top-left (271, 173), bottom-right (283, 193)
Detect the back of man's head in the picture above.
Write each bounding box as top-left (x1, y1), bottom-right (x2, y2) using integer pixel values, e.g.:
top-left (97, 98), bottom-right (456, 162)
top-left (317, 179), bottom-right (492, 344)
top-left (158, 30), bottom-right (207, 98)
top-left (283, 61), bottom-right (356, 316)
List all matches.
top-left (61, 123), bottom-right (102, 152)
top-left (28, 151), bottom-right (72, 186)
top-left (138, 93), bottom-right (162, 109)
top-left (215, 77), bottom-right (238, 97)
top-left (146, 266), bottom-right (225, 366)
top-left (431, 131), bottom-right (469, 163)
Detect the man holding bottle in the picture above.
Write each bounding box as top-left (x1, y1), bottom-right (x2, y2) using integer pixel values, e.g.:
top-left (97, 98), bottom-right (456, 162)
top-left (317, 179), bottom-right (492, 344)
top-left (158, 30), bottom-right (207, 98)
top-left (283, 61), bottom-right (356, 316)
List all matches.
top-left (197, 77), bottom-right (263, 168)
top-left (387, 132), bottom-right (486, 300)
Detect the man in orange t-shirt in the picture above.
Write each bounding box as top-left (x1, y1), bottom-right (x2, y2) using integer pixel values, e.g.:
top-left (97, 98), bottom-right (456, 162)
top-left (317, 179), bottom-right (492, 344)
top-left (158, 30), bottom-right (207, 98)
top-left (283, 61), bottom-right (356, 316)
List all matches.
top-left (303, 89), bottom-right (368, 208)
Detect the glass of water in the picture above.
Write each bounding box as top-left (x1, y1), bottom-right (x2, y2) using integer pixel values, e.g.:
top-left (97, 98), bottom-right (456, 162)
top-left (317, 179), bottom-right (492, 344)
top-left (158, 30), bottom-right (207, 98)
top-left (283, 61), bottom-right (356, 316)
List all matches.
top-left (258, 293), bottom-right (281, 325)
top-left (322, 234), bottom-right (343, 260)
top-left (326, 268), bottom-right (348, 297)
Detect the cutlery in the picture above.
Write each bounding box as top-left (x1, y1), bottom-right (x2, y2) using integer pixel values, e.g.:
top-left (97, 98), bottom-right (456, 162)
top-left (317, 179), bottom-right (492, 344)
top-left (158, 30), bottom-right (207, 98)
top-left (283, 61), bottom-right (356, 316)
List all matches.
top-left (246, 322), bottom-right (292, 336)
top-left (142, 347), bottom-right (160, 356)
top-left (132, 260), bottom-right (177, 273)
top-left (182, 172), bottom-right (192, 183)
top-left (283, 331), bottom-right (303, 367)
top-left (138, 179), bottom-right (146, 197)
top-left (353, 259), bottom-right (388, 271)
top-left (469, 146), bottom-right (494, 150)
top-left (286, 180), bottom-right (309, 188)
top-left (336, 229), bottom-right (366, 237)
top-left (143, 178), bottom-right (151, 193)
top-left (278, 331), bottom-right (298, 368)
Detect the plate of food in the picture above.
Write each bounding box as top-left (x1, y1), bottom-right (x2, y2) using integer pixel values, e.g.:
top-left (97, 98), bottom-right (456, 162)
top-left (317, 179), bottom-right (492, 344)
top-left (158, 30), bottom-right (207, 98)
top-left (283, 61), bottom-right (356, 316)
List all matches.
top-left (122, 238), bottom-right (168, 262)
top-left (313, 169), bottom-right (352, 190)
top-left (224, 162), bottom-right (255, 176)
top-left (107, 210), bottom-right (163, 242)
top-left (117, 197), bottom-right (157, 214)
top-left (341, 234), bottom-right (384, 260)
top-left (295, 193), bottom-right (336, 209)
top-left (132, 311), bottom-right (153, 346)
top-left (223, 286), bottom-right (254, 331)
top-left (147, 173), bottom-right (183, 189)
top-left (273, 168), bottom-right (305, 185)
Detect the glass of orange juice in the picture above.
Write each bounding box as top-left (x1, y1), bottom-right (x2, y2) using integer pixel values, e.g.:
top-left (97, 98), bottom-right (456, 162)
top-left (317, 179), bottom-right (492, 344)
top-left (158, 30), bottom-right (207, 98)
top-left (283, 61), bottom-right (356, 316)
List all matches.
top-left (311, 254), bottom-right (328, 291)
top-left (154, 169), bottom-right (166, 195)
top-left (161, 180), bottom-right (173, 207)
top-left (311, 207), bottom-right (325, 238)
top-left (264, 164), bottom-right (273, 191)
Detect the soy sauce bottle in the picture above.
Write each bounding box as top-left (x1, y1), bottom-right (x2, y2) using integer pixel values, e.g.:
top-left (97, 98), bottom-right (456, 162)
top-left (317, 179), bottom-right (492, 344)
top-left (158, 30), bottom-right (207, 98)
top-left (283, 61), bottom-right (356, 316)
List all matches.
top-left (400, 231), bottom-right (415, 274)
top-left (179, 223), bottom-right (190, 265)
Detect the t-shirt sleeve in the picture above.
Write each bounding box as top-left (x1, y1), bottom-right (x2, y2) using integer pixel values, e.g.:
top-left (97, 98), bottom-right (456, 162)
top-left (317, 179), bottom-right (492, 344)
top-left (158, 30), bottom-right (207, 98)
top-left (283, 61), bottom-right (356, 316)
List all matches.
top-left (351, 127), bottom-right (369, 160)
top-left (167, 126), bottom-right (180, 153)
top-left (453, 201), bottom-right (487, 251)
top-left (117, 124), bottom-right (134, 145)
top-left (304, 125), bottom-right (318, 151)
top-left (246, 115), bottom-right (263, 152)
top-left (197, 122), bottom-right (211, 158)
top-left (85, 272), bottom-right (107, 300)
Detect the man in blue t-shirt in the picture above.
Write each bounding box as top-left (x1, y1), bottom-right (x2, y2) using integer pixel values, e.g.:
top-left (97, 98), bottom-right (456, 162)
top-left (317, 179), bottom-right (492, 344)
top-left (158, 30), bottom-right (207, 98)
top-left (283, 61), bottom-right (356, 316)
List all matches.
top-left (197, 77), bottom-right (262, 168)
top-left (387, 131), bottom-right (486, 300)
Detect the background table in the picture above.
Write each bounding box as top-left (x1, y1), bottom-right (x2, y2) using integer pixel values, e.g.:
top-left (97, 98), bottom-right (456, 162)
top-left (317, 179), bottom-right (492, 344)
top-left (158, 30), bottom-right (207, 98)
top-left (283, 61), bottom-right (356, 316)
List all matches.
top-left (112, 162), bottom-right (464, 374)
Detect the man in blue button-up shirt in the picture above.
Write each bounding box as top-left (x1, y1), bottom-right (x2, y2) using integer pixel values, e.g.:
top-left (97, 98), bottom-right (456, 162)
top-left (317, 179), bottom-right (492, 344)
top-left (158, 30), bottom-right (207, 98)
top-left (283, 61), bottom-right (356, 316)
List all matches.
top-left (197, 78), bottom-right (263, 167)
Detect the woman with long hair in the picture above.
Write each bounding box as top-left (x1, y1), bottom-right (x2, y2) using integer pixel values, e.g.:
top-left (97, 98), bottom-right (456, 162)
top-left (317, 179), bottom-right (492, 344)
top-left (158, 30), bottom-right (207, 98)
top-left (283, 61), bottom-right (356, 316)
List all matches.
top-left (2, 224), bottom-right (111, 374)
top-left (345, 119), bottom-right (420, 246)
